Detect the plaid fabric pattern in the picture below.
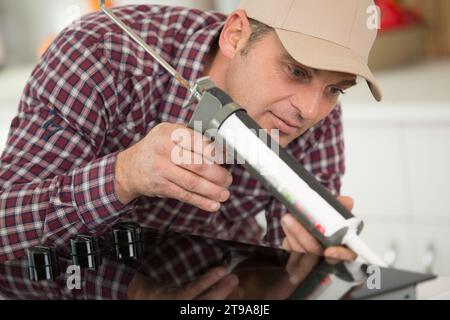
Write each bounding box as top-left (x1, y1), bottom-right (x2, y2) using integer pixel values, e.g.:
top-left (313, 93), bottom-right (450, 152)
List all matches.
top-left (0, 5), bottom-right (345, 296)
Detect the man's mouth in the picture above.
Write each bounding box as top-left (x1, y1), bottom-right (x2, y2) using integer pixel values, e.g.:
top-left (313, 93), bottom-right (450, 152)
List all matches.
top-left (269, 112), bottom-right (300, 135)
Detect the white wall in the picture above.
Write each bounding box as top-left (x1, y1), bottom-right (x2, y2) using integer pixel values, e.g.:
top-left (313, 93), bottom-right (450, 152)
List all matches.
top-left (0, 32), bottom-right (5, 66)
top-left (0, 0), bottom-right (93, 65)
top-left (214, 0), bottom-right (240, 13)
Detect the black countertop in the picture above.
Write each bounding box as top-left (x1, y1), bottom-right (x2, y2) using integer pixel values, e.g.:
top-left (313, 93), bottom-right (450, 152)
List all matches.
top-left (0, 225), bottom-right (436, 300)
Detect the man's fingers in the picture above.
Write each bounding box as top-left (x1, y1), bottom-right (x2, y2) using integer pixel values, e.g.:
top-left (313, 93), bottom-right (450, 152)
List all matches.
top-left (281, 219), bottom-right (306, 253)
top-left (167, 165), bottom-right (230, 203)
top-left (282, 238), bottom-right (292, 251)
top-left (264, 253), bottom-right (320, 299)
top-left (172, 128), bottom-right (218, 164)
top-left (281, 215), bottom-right (323, 256)
top-left (324, 246), bottom-right (358, 263)
top-left (197, 274), bottom-right (239, 300)
top-left (178, 157), bottom-right (233, 189)
top-left (177, 267), bottom-right (230, 299)
top-left (337, 195), bottom-right (354, 211)
top-left (163, 180), bottom-right (221, 212)
top-left (285, 253), bottom-right (321, 284)
top-left (285, 252), bottom-right (303, 275)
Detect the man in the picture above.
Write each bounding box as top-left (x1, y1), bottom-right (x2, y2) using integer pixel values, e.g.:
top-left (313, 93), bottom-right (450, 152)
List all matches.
top-left (0, 0), bottom-right (381, 281)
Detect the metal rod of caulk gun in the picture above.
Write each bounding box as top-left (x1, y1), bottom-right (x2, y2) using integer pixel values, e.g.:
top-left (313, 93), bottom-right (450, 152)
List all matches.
top-left (99, 0), bottom-right (202, 101)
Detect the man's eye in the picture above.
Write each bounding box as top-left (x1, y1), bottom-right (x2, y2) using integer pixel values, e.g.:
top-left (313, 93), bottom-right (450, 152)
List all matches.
top-left (288, 65), bottom-right (307, 79)
top-left (330, 87), bottom-right (346, 96)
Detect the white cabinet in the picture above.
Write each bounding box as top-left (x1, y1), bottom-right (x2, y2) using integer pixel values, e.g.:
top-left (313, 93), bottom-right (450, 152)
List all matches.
top-left (342, 104), bottom-right (450, 276)
top-left (343, 125), bottom-right (409, 217)
top-left (409, 224), bottom-right (450, 275)
top-left (403, 126), bottom-right (450, 219)
top-left (340, 60), bottom-right (450, 276)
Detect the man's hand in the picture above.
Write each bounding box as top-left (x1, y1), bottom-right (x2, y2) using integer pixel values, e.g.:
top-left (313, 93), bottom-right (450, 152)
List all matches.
top-left (127, 267), bottom-right (239, 300)
top-left (262, 253), bottom-right (321, 299)
top-left (115, 123), bottom-right (233, 212)
top-left (281, 196), bottom-right (357, 261)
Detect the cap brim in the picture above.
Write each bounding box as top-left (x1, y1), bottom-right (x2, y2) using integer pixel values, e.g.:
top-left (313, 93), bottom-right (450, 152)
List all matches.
top-left (275, 29), bottom-right (382, 102)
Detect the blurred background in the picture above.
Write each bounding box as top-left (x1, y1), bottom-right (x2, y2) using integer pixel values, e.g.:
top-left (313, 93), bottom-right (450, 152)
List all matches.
top-left (0, 1), bottom-right (449, 276)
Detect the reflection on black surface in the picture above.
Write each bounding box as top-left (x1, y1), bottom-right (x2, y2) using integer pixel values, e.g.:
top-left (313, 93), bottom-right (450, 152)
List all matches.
top-left (0, 227), bottom-right (436, 300)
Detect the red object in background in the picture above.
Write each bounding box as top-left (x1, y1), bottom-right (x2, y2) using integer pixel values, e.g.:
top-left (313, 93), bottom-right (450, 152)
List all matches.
top-left (89, 0), bottom-right (114, 11)
top-left (376, 0), bottom-right (405, 29)
top-left (376, 0), bottom-right (422, 31)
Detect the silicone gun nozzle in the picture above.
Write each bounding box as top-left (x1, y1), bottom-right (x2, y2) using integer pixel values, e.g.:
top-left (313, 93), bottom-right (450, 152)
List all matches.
top-left (344, 232), bottom-right (388, 268)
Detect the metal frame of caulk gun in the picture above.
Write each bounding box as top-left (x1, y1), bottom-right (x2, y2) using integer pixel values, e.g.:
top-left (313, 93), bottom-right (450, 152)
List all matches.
top-left (99, 0), bottom-right (387, 267)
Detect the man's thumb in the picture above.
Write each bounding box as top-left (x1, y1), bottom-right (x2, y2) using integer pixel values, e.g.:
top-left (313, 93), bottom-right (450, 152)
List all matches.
top-left (337, 195), bottom-right (354, 211)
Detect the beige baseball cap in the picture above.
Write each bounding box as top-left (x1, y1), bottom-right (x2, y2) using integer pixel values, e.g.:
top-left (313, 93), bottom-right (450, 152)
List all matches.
top-left (238, 0), bottom-right (382, 101)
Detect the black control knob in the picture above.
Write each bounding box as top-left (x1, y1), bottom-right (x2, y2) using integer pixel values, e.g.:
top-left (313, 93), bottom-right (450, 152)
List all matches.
top-left (112, 222), bottom-right (143, 262)
top-left (27, 246), bottom-right (60, 281)
top-left (70, 235), bottom-right (102, 270)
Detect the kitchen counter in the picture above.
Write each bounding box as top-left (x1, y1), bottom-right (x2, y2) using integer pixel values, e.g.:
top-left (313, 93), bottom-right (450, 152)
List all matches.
top-left (418, 277), bottom-right (450, 299)
top-left (0, 227), bottom-right (442, 300)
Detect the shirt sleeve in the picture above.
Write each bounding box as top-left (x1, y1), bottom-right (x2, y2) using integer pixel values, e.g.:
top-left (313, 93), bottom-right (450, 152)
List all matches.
top-left (264, 104), bottom-right (346, 247)
top-left (0, 30), bottom-right (131, 263)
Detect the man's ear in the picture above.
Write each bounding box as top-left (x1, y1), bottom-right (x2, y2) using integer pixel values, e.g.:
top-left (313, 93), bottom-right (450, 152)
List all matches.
top-left (218, 9), bottom-right (252, 60)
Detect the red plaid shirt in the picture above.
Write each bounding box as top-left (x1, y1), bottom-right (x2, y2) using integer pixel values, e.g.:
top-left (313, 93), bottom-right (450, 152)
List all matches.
top-left (0, 5), bottom-right (345, 297)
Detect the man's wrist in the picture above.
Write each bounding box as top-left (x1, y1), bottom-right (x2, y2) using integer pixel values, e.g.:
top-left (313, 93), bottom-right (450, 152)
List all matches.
top-left (115, 150), bottom-right (138, 205)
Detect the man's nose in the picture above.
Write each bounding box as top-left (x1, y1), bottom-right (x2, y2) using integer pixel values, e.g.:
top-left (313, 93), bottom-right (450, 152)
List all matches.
top-left (290, 88), bottom-right (322, 121)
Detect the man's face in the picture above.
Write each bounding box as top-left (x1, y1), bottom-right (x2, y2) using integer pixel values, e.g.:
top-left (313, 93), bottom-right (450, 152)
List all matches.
top-left (222, 31), bottom-right (357, 147)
